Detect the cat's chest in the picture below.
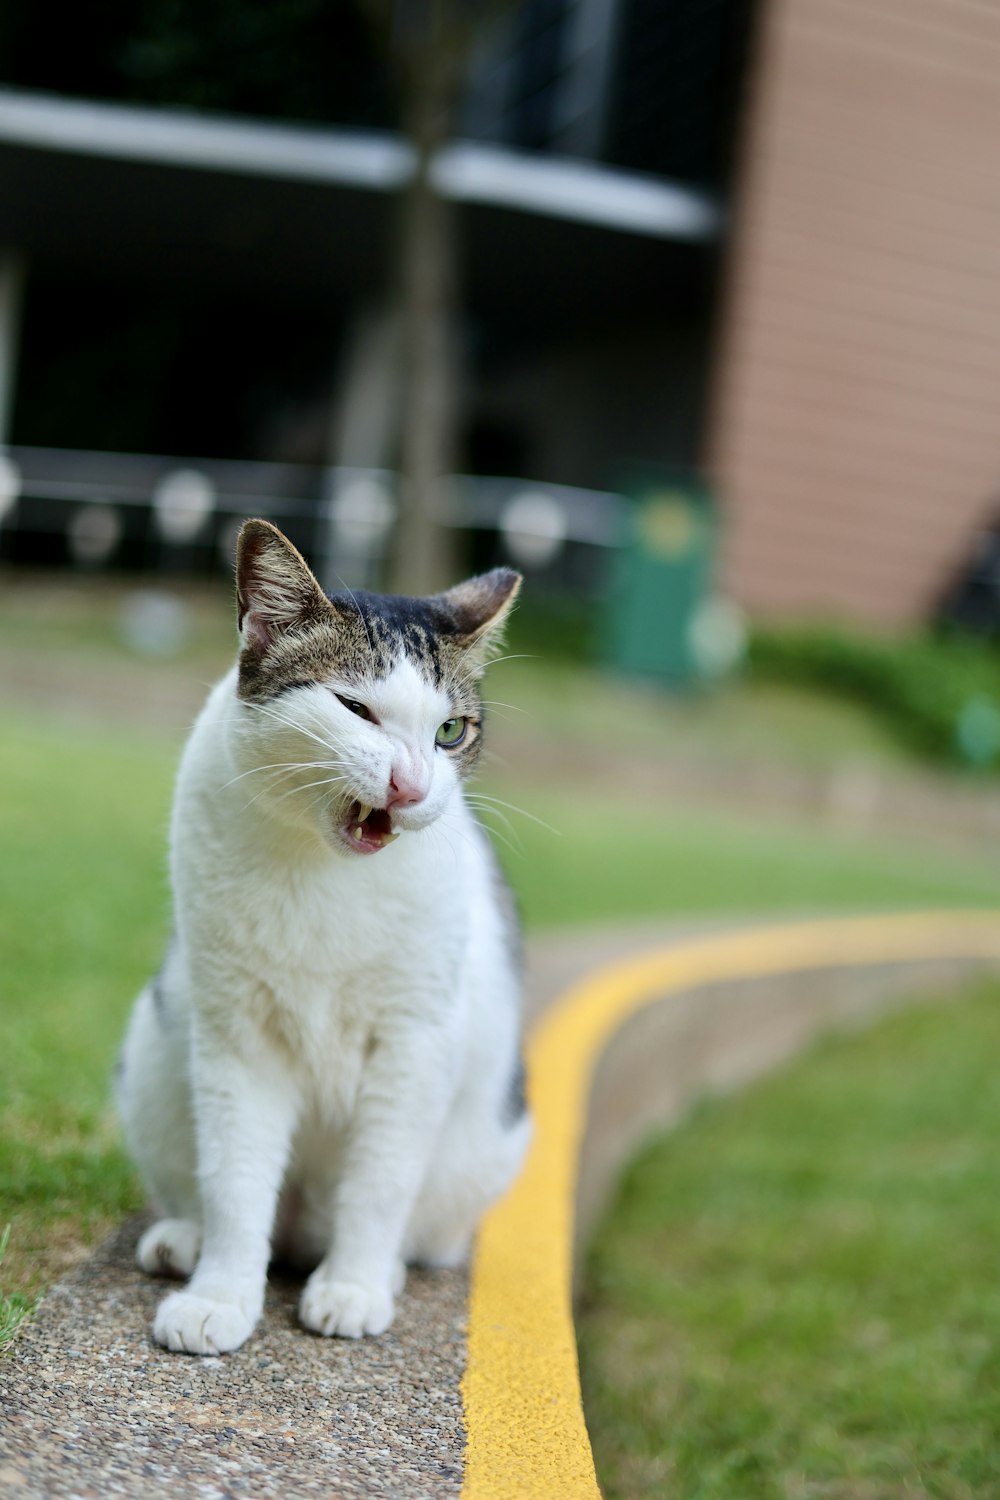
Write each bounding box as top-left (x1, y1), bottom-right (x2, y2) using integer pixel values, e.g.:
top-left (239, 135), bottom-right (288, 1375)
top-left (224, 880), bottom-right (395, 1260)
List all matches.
top-left (232, 867), bottom-right (460, 1114)
top-left (220, 843), bottom-right (463, 1020)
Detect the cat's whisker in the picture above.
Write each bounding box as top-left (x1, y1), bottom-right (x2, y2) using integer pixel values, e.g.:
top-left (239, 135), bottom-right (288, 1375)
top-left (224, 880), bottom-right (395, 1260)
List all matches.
top-left (234, 760), bottom-right (339, 807)
top-left (257, 711), bottom-right (343, 754)
top-left (477, 707), bottom-right (516, 725)
top-left (242, 711), bottom-right (334, 755)
top-left (301, 782), bottom-right (345, 819)
top-left (430, 818), bottom-right (477, 872)
top-left (218, 760), bottom-right (337, 792)
top-left (273, 774), bottom-right (350, 803)
top-left (464, 799), bottom-right (522, 849)
top-left (240, 784), bottom-right (286, 813)
top-left (466, 792), bottom-right (561, 837)
top-left (478, 653), bottom-right (539, 669)
top-left (480, 699), bottom-right (529, 717)
top-left (331, 572), bottom-right (375, 658)
top-left (243, 700), bottom-right (347, 758)
top-left (426, 822), bottom-right (460, 870)
top-left (462, 810), bottom-right (522, 858)
top-left (477, 748), bottom-right (509, 769)
top-left (463, 800), bottom-right (524, 856)
top-left (239, 769), bottom-right (310, 809)
top-left (235, 769), bottom-right (314, 809)
top-left (434, 812), bottom-right (478, 856)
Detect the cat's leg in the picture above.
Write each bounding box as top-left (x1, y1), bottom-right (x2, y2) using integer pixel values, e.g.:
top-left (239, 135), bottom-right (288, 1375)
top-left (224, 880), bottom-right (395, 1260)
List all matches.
top-left (405, 990), bottom-right (532, 1267)
top-left (136, 1218), bottom-right (202, 1279)
top-left (152, 1038), bottom-right (297, 1356)
top-left (405, 1099), bottom-right (532, 1267)
top-left (117, 976), bottom-right (203, 1277)
top-left (299, 1019), bottom-right (451, 1339)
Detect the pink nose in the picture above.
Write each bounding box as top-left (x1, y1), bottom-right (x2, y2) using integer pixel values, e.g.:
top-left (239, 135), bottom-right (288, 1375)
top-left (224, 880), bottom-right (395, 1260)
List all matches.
top-left (386, 772), bottom-right (426, 809)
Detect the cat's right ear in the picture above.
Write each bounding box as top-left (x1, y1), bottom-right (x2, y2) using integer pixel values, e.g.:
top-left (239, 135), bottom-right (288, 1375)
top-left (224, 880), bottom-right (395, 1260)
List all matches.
top-left (235, 519), bottom-right (330, 654)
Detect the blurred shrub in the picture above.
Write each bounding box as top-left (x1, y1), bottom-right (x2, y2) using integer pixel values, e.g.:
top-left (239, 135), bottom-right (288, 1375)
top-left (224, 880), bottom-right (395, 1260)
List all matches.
top-left (508, 593), bottom-right (596, 663)
top-left (750, 625), bottom-right (1000, 770)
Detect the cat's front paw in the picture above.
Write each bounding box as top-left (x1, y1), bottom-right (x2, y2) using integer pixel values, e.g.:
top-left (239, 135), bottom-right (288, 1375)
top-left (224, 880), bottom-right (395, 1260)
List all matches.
top-left (153, 1289), bottom-right (255, 1355)
top-left (299, 1274), bottom-right (395, 1339)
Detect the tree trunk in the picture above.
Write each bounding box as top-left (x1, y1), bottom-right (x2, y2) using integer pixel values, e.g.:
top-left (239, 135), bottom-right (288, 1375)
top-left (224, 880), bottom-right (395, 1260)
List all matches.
top-left (385, 18), bottom-right (460, 596)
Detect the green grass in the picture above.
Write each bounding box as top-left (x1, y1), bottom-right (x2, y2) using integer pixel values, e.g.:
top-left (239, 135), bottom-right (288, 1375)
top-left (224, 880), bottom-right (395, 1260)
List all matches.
top-left (0, 573), bottom-right (236, 666)
top-left (2, 579), bottom-right (1000, 1359)
top-left (0, 715), bottom-right (172, 1297)
top-left (486, 779), bottom-right (1000, 925)
top-left (0, 1226), bottom-right (34, 1354)
top-left (6, 578), bottom-right (1000, 1471)
top-left (495, 657), bottom-right (923, 775)
top-left (3, 697), bottom-right (1000, 1305)
top-left (578, 977), bottom-right (1000, 1499)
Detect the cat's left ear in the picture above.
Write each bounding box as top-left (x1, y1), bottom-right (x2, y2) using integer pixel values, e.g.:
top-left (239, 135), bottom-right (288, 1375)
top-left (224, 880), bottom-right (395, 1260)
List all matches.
top-left (434, 567), bottom-right (521, 673)
top-left (235, 518), bottom-right (331, 654)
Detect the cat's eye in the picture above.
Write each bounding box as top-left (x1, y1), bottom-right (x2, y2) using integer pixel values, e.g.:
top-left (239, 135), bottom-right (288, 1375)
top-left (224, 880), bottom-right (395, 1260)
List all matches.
top-left (336, 694), bottom-right (371, 720)
top-left (435, 717), bottom-right (467, 748)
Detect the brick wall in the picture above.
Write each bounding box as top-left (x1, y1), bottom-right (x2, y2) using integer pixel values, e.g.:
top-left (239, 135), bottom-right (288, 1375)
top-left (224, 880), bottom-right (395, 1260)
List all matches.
top-left (709, 0), bottom-right (1000, 626)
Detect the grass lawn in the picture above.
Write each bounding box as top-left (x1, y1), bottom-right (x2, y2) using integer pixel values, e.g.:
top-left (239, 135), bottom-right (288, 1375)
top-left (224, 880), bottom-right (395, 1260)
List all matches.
top-left (3, 695), bottom-right (1000, 1309)
top-left (485, 776), bottom-right (1000, 924)
top-left (4, 577), bottom-right (1000, 1407)
top-left (0, 716), bottom-right (173, 1312)
top-left (578, 976), bottom-right (1000, 1499)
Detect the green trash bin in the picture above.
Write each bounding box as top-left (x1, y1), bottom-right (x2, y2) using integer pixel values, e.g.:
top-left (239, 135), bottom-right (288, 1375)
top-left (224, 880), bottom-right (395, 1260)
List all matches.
top-left (605, 473), bottom-right (716, 686)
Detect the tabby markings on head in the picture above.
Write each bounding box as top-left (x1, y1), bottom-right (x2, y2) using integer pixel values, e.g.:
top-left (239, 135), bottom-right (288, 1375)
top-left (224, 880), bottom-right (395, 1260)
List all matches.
top-left (234, 519), bottom-right (520, 789)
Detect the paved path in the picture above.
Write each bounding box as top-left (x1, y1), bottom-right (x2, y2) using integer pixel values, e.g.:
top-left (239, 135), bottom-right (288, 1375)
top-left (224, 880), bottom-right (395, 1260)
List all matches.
top-left (3, 914), bottom-right (1000, 1499)
top-left (0, 924), bottom-right (668, 1500)
top-left (2, 1227), bottom-right (467, 1499)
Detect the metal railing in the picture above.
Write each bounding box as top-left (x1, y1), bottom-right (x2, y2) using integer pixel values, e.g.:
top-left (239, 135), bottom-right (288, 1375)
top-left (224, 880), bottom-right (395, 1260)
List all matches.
top-left (0, 445), bottom-right (625, 592)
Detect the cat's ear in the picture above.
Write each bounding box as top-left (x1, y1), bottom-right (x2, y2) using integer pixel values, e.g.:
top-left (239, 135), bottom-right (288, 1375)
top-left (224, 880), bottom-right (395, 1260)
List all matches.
top-left (235, 519), bottom-right (331, 654)
top-left (435, 568), bottom-right (521, 672)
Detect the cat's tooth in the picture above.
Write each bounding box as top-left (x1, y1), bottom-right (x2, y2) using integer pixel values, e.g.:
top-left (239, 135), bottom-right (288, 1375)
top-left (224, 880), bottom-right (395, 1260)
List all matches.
top-left (354, 826), bottom-right (364, 840)
top-left (383, 832), bottom-right (400, 844)
top-left (356, 803), bottom-right (372, 823)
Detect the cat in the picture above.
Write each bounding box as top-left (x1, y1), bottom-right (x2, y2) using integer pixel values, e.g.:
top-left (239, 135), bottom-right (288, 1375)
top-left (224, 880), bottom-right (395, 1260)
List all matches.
top-left (116, 518), bottom-right (531, 1356)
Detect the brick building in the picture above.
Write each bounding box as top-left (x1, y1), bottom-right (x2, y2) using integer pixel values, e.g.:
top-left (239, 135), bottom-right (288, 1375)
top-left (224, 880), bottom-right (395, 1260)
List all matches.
top-left (710, 0), bottom-right (1000, 626)
top-left (0, 0), bottom-right (997, 628)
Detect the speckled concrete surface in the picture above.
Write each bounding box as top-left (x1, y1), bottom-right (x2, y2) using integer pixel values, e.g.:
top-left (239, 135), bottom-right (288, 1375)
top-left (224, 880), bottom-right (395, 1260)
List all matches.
top-left (0, 929), bottom-right (624, 1500)
top-left (0, 1217), bottom-right (469, 1499)
top-left (0, 922), bottom-right (756, 1499)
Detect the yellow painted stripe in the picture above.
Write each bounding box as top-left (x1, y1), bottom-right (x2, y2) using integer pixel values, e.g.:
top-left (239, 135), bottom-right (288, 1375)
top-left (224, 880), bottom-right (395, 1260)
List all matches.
top-left (460, 911), bottom-right (1000, 1499)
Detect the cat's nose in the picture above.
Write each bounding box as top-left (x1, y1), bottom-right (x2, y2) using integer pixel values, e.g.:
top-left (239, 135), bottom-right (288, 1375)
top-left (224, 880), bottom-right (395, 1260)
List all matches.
top-left (386, 771), bottom-right (427, 809)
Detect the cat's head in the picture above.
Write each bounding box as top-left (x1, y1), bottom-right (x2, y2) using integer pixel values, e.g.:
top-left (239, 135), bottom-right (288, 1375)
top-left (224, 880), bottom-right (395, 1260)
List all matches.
top-left (229, 518), bottom-right (520, 857)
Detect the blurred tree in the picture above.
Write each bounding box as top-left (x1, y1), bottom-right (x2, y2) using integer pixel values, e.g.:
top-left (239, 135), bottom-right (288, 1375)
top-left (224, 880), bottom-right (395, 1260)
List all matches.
top-left (0, 0), bottom-right (514, 592)
top-left (355, 0), bottom-right (512, 595)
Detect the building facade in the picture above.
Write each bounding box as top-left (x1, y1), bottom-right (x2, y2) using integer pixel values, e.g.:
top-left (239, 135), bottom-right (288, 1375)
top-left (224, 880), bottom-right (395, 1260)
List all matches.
top-left (1, 0), bottom-right (998, 629)
top-left (710, 0), bottom-right (1000, 626)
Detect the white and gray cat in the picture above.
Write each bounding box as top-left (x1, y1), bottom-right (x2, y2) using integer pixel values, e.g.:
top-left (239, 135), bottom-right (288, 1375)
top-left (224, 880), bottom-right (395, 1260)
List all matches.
top-left (116, 518), bottom-right (531, 1355)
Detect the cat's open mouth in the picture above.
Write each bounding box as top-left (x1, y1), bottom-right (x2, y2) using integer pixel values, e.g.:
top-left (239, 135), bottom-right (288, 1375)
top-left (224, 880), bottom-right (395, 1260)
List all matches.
top-left (341, 800), bottom-right (399, 855)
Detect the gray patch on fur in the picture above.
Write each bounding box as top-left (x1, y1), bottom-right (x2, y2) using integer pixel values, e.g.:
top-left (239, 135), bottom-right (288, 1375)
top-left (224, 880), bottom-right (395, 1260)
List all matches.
top-left (502, 1054), bottom-right (528, 1127)
top-left (149, 934), bottom-right (177, 1032)
top-left (152, 974), bottom-right (168, 1030)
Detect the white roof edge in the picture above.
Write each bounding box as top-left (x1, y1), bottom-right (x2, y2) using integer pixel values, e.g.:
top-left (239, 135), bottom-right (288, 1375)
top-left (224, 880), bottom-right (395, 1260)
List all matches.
top-left (433, 143), bottom-right (720, 240)
top-left (0, 86), bottom-right (721, 241)
top-left (0, 86), bottom-right (412, 188)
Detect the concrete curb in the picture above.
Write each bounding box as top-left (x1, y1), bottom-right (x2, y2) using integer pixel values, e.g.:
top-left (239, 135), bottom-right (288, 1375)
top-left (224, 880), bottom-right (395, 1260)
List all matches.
top-left (462, 911), bottom-right (1000, 1499)
top-left (3, 912), bottom-right (999, 1498)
